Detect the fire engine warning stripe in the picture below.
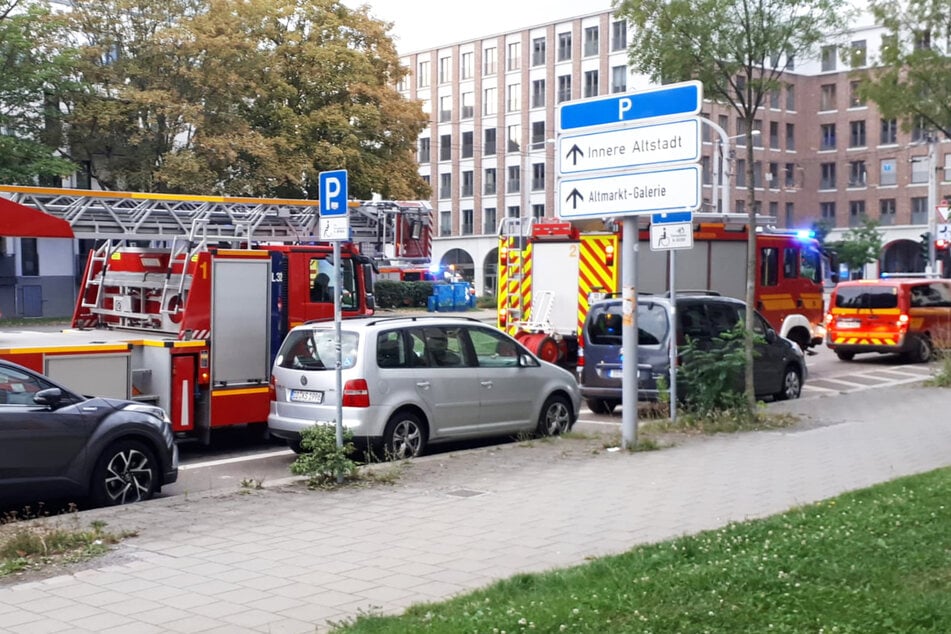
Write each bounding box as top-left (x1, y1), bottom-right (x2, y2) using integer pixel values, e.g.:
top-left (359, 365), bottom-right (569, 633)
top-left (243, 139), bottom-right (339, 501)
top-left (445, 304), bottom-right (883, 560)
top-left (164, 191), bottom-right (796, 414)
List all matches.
top-left (833, 337), bottom-right (898, 345)
top-left (211, 387), bottom-right (271, 397)
top-left (0, 344), bottom-right (132, 354)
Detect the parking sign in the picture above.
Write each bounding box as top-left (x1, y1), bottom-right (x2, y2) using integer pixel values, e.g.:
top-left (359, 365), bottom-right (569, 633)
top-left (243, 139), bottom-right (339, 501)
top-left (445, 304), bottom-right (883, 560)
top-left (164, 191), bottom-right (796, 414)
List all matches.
top-left (319, 170), bottom-right (348, 217)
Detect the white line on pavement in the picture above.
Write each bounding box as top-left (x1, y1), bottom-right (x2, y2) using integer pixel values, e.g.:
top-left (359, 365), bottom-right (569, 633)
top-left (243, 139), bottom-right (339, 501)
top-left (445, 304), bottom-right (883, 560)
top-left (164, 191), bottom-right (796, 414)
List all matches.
top-left (180, 449), bottom-right (293, 470)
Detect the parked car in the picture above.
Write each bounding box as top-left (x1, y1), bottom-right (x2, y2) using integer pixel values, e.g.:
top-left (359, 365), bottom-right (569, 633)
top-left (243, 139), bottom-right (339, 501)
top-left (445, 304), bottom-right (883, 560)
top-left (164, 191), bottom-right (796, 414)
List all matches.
top-left (825, 277), bottom-right (951, 363)
top-left (0, 359), bottom-right (178, 507)
top-left (268, 315), bottom-right (581, 458)
top-left (578, 293), bottom-right (806, 414)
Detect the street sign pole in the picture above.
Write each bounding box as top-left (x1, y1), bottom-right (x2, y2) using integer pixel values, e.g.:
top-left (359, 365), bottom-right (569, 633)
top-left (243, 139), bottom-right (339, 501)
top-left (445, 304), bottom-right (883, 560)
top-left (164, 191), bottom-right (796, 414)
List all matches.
top-left (621, 216), bottom-right (638, 450)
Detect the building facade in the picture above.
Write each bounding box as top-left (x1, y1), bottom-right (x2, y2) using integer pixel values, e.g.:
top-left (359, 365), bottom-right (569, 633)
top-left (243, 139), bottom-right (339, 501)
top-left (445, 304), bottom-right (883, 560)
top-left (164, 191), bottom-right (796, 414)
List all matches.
top-left (398, 10), bottom-right (951, 295)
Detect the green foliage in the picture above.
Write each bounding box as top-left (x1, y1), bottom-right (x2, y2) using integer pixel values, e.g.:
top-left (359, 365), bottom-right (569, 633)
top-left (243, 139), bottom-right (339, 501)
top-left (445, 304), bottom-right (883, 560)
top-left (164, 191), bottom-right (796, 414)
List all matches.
top-left (830, 217), bottom-right (884, 274)
top-left (677, 322), bottom-right (754, 418)
top-left (1, 515), bottom-right (129, 578)
top-left (290, 424), bottom-right (358, 487)
top-left (475, 294), bottom-right (497, 309)
top-left (374, 280), bottom-right (434, 308)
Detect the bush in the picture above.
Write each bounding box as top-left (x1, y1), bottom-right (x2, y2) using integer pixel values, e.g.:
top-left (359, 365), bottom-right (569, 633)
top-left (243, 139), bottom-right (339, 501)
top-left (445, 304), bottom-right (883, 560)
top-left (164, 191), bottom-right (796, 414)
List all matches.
top-left (678, 323), bottom-right (753, 418)
top-left (290, 425), bottom-right (358, 487)
top-left (373, 280), bottom-right (434, 308)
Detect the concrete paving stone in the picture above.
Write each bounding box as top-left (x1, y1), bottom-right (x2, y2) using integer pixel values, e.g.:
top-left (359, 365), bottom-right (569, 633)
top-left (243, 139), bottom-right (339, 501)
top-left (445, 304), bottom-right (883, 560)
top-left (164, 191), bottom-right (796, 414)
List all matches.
top-left (14, 595), bottom-right (77, 615)
top-left (237, 574), bottom-right (295, 592)
top-left (220, 607), bottom-right (285, 629)
top-left (68, 609), bottom-right (138, 631)
top-left (155, 590), bottom-right (214, 609)
top-left (94, 595), bottom-right (161, 616)
top-left (250, 616), bottom-right (319, 634)
top-left (98, 623), bottom-right (165, 634)
top-left (134, 605), bottom-right (195, 625)
top-left (5, 619), bottom-right (73, 634)
top-left (160, 614), bottom-right (230, 633)
top-left (279, 601), bottom-right (351, 624)
top-left (0, 610), bottom-right (48, 629)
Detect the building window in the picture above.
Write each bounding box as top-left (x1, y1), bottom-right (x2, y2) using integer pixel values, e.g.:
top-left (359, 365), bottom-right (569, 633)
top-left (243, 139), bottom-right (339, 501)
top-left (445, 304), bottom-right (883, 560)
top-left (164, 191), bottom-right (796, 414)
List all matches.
top-left (583, 26), bottom-right (599, 56)
top-left (483, 87), bottom-right (497, 116)
top-left (848, 160), bottom-right (867, 187)
top-left (719, 114), bottom-right (729, 135)
top-left (557, 32), bottom-right (572, 61)
top-left (484, 128), bottom-right (496, 155)
top-left (439, 95), bottom-right (452, 122)
top-left (945, 153), bottom-right (951, 181)
top-left (911, 116), bottom-right (929, 142)
top-left (769, 201), bottom-right (778, 218)
top-left (418, 60), bottom-right (430, 87)
top-left (418, 138), bottom-right (431, 164)
top-left (735, 159), bottom-right (746, 187)
top-left (849, 120), bottom-right (866, 148)
top-left (532, 162), bottom-right (545, 190)
top-left (785, 123), bottom-right (795, 151)
top-left (880, 158), bottom-right (897, 186)
top-left (506, 83), bottom-right (520, 112)
top-left (611, 20), bottom-right (627, 51)
top-left (753, 120), bottom-right (763, 147)
top-left (821, 45), bottom-right (836, 71)
top-left (532, 37), bottom-right (546, 66)
top-left (611, 65), bottom-right (627, 93)
top-left (785, 163), bottom-right (796, 188)
top-left (820, 201), bottom-right (835, 221)
top-left (880, 118), bottom-right (897, 145)
top-left (879, 198), bottom-right (896, 225)
top-left (440, 134), bottom-right (451, 161)
top-left (785, 202), bottom-right (795, 226)
top-left (753, 160), bottom-right (764, 188)
top-left (439, 173), bottom-right (452, 199)
top-left (820, 124), bottom-right (836, 150)
top-left (461, 131), bottom-right (473, 158)
top-left (484, 168), bottom-right (496, 195)
top-left (911, 197), bottom-right (928, 224)
top-left (785, 83), bottom-right (795, 110)
top-left (820, 162), bottom-right (836, 189)
top-left (531, 79), bottom-right (545, 108)
top-left (849, 81), bottom-right (865, 107)
top-left (439, 56), bottom-right (451, 83)
top-left (20, 238), bottom-right (38, 276)
top-left (769, 87), bottom-right (780, 109)
top-left (484, 47), bottom-right (497, 75)
top-left (506, 41), bottom-right (520, 71)
top-left (736, 118), bottom-right (748, 144)
top-left (911, 155), bottom-right (929, 183)
top-left (483, 207), bottom-right (497, 234)
top-left (530, 203), bottom-right (543, 220)
top-left (461, 92), bottom-right (474, 119)
top-left (531, 121), bottom-right (546, 149)
top-left (785, 51), bottom-right (795, 70)
top-left (507, 124), bottom-right (520, 152)
top-left (460, 52), bottom-right (473, 79)
top-left (848, 200), bottom-right (866, 226)
top-left (461, 209), bottom-right (474, 235)
top-left (767, 162), bottom-right (779, 189)
top-left (507, 205), bottom-right (520, 219)
top-left (461, 171), bottom-right (474, 197)
top-left (583, 70), bottom-right (599, 98)
top-left (820, 84), bottom-right (836, 111)
top-left (914, 29), bottom-right (931, 51)
top-left (557, 74), bottom-right (571, 103)
top-left (851, 40), bottom-right (867, 66)
top-left (701, 156), bottom-right (711, 184)
top-left (507, 165), bottom-right (521, 193)
top-left (439, 210), bottom-right (451, 236)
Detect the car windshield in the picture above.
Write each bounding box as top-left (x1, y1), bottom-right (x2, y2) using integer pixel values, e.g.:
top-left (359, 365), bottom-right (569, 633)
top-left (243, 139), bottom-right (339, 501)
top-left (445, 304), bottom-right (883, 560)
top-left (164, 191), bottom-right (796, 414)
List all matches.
top-left (586, 302), bottom-right (669, 346)
top-left (834, 286), bottom-right (898, 309)
top-left (276, 330), bottom-right (360, 370)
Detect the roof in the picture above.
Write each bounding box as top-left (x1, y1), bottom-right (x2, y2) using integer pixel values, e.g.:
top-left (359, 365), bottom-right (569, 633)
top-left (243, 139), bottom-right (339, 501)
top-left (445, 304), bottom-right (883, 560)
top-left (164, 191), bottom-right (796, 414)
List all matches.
top-left (0, 196), bottom-right (73, 238)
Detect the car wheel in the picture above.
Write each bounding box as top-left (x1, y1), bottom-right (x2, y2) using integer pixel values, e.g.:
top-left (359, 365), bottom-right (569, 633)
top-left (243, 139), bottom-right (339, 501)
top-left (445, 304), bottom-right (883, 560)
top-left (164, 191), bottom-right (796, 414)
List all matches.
top-left (383, 411), bottom-right (427, 459)
top-left (537, 395), bottom-right (573, 437)
top-left (775, 365), bottom-right (802, 401)
top-left (835, 351), bottom-right (855, 361)
top-left (90, 440), bottom-right (158, 506)
top-left (906, 335), bottom-right (933, 363)
top-left (585, 398), bottom-right (615, 415)
top-left (287, 437), bottom-right (305, 454)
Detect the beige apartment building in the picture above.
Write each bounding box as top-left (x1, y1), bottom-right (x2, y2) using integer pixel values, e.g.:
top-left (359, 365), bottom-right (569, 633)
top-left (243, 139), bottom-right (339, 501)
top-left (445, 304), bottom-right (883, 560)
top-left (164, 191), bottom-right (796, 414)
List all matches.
top-left (397, 9), bottom-right (951, 295)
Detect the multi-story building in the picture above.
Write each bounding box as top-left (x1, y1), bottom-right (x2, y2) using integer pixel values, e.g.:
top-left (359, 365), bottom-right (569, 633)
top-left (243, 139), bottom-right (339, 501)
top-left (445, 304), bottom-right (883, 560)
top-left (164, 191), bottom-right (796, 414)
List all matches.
top-left (397, 9), bottom-right (951, 295)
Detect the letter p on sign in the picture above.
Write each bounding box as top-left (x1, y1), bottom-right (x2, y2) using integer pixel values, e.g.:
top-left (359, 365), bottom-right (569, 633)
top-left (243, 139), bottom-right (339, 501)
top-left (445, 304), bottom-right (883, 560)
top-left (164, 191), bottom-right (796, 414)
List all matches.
top-left (319, 169), bottom-right (348, 217)
top-left (618, 97), bottom-right (632, 120)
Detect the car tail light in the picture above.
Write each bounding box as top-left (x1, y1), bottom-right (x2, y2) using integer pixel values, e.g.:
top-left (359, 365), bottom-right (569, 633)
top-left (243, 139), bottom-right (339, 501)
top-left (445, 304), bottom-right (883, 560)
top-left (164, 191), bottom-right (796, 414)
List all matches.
top-left (577, 343), bottom-right (585, 368)
top-left (342, 379), bottom-right (370, 407)
top-left (269, 375), bottom-right (276, 401)
top-left (897, 313), bottom-right (910, 332)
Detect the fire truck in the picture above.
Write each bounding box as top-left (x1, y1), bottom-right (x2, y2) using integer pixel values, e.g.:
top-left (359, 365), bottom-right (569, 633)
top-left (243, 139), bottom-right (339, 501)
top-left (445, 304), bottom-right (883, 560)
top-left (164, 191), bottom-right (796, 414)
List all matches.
top-left (498, 214), bottom-right (833, 369)
top-left (0, 185), bottom-right (430, 444)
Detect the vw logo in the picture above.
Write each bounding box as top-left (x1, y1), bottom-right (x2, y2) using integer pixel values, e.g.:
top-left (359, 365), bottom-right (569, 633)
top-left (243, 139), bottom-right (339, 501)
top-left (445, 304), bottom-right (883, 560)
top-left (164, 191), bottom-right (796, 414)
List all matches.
top-left (300, 376), bottom-right (308, 386)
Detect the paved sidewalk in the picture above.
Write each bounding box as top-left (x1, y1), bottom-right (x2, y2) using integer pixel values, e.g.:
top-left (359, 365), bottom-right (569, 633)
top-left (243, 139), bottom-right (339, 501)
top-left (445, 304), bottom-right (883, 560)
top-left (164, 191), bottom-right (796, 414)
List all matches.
top-left (1, 386), bottom-right (949, 633)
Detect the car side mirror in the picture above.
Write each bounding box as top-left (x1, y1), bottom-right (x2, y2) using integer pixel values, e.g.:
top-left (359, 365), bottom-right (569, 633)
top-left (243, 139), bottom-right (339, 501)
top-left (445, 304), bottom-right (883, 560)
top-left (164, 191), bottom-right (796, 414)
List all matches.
top-left (764, 329), bottom-right (778, 343)
top-left (33, 387), bottom-right (64, 407)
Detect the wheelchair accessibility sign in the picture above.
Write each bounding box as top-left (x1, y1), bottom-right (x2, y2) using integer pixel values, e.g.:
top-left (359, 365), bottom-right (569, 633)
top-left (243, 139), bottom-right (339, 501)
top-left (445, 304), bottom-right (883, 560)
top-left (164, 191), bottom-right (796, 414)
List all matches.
top-left (650, 221), bottom-right (693, 251)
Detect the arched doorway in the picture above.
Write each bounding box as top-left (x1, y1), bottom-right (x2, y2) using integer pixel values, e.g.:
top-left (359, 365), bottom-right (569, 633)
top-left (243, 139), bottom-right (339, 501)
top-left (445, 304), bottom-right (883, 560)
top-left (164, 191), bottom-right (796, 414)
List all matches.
top-left (881, 239), bottom-right (925, 275)
top-left (482, 248), bottom-right (498, 296)
top-left (440, 248), bottom-right (474, 283)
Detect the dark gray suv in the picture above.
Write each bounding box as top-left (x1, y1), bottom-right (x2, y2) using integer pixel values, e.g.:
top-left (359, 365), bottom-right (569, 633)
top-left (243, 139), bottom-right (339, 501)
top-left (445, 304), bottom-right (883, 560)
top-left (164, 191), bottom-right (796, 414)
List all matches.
top-left (578, 294), bottom-right (806, 414)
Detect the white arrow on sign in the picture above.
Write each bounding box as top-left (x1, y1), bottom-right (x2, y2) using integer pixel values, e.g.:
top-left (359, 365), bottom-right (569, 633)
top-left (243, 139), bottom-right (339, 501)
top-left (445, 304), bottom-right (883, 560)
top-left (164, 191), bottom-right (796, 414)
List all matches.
top-left (558, 118), bottom-right (700, 175)
top-left (557, 165), bottom-right (701, 219)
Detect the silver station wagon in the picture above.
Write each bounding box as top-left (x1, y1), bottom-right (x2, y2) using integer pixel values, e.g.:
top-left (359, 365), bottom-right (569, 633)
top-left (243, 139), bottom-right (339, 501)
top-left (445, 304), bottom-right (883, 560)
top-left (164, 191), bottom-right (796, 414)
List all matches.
top-left (268, 316), bottom-right (581, 458)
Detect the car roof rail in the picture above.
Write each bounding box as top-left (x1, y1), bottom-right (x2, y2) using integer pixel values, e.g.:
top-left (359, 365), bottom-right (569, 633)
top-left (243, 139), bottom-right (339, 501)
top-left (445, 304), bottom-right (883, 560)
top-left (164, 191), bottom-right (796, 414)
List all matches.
top-left (664, 289), bottom-right (722, 297)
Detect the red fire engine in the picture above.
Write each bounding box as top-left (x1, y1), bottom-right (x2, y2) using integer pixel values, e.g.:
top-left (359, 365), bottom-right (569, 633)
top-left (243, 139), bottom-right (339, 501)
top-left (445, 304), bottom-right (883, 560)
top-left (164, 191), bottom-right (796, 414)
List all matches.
top-left (0, 186), bottom-right (430, 444)
top-left (498, 214), bottom-right (833, 369)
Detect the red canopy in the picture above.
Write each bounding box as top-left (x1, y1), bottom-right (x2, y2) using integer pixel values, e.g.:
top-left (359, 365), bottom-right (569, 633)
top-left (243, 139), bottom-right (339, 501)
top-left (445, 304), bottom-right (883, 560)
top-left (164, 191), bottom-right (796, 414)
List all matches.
top-left (0, 196), bottom-right (73, 238)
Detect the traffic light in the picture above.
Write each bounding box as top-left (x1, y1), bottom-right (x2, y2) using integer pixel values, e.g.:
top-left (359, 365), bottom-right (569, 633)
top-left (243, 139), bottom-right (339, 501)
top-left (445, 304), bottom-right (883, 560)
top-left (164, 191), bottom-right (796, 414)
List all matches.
top-left (919, 232), bottom-right (932, 260)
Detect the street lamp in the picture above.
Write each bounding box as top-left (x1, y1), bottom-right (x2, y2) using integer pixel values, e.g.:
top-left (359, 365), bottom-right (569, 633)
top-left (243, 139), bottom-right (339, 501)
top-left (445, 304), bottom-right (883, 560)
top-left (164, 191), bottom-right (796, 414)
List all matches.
top-left (698, 117), bottom-right (760, 214)
top-left (722, 129), bottom-right (760, 214)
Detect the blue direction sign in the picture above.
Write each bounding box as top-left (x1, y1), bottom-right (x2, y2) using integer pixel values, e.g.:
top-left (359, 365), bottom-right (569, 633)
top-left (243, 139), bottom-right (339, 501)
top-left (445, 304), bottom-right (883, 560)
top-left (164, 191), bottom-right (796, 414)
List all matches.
top-left (651, 211), bottom-right (693, 224)
top-left (318, 170), bottom-right (348, 217)
top-left (558, 80), bottom-right (702, 131)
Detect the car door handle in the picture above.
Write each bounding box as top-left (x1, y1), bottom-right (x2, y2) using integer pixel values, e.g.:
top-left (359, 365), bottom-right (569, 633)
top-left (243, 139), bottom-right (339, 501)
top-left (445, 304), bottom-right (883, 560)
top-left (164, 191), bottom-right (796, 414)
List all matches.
top-left (480, 380), bottom-right (493, 388)
top-left (416, 381), bottom-right (431, 390)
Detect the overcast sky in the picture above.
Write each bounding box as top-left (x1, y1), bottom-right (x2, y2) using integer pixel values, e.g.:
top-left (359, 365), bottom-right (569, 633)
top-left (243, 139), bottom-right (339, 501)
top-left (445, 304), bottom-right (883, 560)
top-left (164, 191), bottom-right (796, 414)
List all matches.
top-left (344, 0), bottom-right (615, 53)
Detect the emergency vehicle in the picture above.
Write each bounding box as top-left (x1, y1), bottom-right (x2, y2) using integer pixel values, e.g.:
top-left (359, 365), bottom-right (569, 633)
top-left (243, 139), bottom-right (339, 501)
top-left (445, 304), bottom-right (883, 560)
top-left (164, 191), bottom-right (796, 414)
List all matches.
top-left (0, 185), bottom-right (430, 444)
top-left (497, 214), bottom-right (833, 370)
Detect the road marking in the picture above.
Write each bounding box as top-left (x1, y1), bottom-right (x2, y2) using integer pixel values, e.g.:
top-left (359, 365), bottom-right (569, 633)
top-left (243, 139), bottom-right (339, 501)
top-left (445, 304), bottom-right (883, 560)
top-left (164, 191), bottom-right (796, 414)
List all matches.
top-left (180, 449), bottom-right (292, 470)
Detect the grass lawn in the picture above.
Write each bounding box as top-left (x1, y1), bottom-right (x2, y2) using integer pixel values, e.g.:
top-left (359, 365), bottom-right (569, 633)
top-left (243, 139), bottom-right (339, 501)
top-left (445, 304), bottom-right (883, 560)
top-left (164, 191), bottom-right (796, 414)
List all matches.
top-left (333, 466), bottom-right (951, 633)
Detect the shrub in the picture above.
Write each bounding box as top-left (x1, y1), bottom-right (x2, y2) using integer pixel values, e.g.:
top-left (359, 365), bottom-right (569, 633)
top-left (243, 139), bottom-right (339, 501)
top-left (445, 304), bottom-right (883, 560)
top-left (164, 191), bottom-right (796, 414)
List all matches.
top-left (677, 322), bottom-right (754, 418)
top-left (290, 424), bottom-right (358, 487)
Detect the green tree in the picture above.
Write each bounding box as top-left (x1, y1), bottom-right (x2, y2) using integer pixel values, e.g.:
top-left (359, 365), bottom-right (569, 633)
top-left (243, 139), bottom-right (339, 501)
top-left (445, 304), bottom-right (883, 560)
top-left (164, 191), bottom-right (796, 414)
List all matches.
top-left (613, 0), bottom-right (850, 409)
top-left (57, 0), bottom-right (429, 198)
top-left (831, 217), bottom-right (884, 277)
top-left (0, 1), bottom-right (76, 184)
top-left (860, 0), bottom-right (951, 139)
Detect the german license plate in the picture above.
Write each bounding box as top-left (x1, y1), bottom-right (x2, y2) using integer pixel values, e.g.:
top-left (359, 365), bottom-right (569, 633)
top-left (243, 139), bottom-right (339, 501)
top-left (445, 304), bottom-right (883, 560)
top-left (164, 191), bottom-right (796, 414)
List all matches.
top-left (290, 389), bottom-right (323, 404)
top-left (837, 319), bottom-right (860, 329)
top-left (608, 369), bottom-right (623, 379)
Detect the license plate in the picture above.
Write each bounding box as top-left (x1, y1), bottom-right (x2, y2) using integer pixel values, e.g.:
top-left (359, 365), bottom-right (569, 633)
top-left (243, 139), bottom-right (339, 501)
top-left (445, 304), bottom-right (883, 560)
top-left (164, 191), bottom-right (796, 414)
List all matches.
top-left (837, 319), bottom-right (860, 329)
top-left (608, 369), bottom-right (623, 378)
top-left (290, 389), bottom-right (324, 404)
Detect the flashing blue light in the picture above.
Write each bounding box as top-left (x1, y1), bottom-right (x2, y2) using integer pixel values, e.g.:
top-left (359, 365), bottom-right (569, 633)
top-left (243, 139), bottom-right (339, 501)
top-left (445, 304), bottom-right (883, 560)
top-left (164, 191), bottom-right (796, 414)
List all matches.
top-left (795, 229), bottom-right (815, 240)
top-left (428, 262), bottom-right (440, 274)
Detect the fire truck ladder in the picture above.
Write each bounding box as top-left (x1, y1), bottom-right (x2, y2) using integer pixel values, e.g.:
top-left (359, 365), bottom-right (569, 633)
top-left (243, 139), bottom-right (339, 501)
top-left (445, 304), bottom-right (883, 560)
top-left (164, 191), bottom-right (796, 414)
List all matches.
top-left (499, 216), bottom-right (534, 324)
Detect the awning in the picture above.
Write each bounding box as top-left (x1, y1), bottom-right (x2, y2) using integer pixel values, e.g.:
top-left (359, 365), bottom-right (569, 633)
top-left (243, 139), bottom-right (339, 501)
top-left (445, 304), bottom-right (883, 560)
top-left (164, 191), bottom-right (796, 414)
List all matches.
top-left (0, 196), bottom-right (73, 238)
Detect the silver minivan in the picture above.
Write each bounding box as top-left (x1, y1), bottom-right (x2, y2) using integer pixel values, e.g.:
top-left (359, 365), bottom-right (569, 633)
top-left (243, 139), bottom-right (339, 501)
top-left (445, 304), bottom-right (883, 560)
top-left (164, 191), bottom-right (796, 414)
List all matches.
top-left (268, 316), bottom-right (581, 458)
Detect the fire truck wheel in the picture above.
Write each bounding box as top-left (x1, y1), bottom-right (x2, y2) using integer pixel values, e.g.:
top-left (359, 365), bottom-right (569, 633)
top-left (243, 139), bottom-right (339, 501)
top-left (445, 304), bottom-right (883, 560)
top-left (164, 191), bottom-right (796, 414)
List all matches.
top-left (585, 398), bottom-right (616, 415)
top-left (383, 411), bottom-right (428, 459)
top-left (905, 335), bottom-right (933, 364)
top-left (537, 395), bottom-right (573, 437)
top-left (90, 439), bottom-right (158, 506)
top-left (775, 366), bottom-right (802, 401)
top-left (835, 351), bottom-right (855, 361)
